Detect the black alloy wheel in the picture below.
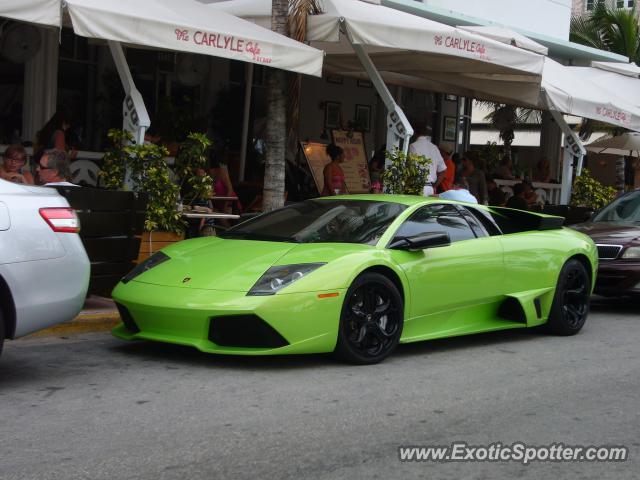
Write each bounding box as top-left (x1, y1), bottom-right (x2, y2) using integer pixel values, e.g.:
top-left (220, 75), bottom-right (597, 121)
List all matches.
top-left (546, 259), bottom-right (591, 335)
top-left (334, 272), bottom-right (403, 364)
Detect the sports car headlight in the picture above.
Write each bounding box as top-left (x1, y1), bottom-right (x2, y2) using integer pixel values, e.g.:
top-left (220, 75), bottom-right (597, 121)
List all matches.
top-left (247, 263), bottom-right (326, 296)
top-left (621, 246), bottom-right (640, 260)
top-left (121, 252), bottom-right (170, 284)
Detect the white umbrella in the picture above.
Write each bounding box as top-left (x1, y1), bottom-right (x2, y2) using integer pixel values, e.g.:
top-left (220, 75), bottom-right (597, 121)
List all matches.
top-left (457, 26), bottom-right (549, 55)
top-left (586, 132), bottom-right (640, 157)
top-left (209, 0), bottom-right (545, 79)
top-left (0, 0), bottom-right (324, 76)
top-left (0, 0), bottom-right (60, 27)
top-left (66, 0), bottom-right (323, 76)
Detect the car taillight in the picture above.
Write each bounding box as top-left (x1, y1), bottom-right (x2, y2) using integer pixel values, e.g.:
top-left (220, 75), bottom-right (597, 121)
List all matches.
top-left (39, 208), bottom-right (80, 233)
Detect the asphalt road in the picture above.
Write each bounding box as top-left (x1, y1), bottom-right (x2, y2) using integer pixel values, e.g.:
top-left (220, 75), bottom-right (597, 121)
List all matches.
top-left (1, 297), bottom-right (638, 480)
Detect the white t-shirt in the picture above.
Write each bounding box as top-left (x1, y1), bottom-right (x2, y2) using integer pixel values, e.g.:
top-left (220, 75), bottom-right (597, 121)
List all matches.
top-left (408, 136), bottom-right (447, 185)
top-left (439, 188), bottom-right (478, 204)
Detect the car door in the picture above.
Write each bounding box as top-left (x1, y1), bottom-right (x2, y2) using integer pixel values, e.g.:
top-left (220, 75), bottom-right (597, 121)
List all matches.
top-left (388, 203), bottom-right (504, 340)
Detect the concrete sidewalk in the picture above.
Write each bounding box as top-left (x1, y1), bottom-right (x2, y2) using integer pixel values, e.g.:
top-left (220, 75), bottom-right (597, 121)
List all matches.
top-left (29, 295), bottom-right (121, 337)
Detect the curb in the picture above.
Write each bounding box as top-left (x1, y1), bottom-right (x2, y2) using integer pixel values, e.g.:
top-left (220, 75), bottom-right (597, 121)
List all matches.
top-left (28, 311), bottom-right (121, 338)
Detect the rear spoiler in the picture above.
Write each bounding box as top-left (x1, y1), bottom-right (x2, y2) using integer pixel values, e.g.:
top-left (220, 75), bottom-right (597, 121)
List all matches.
top-left (489, 207), bottom-right (565, 233)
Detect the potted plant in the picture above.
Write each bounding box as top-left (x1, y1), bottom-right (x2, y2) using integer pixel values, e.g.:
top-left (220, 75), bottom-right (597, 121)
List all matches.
top-left (568, 168), bottom-right (617, 223)
top-left (100, 129), bottom-right (213, 262)
top-left (174, 132), bottom-right (214, 207)
top-left (380, 149), bottom-right (432, 195)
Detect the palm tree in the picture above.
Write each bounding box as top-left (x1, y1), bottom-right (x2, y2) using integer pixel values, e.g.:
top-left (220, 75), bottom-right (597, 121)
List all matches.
top-left (570, 2), bottom-right (640, 191)
top-left (263, 0), bottom-right (290, 212)
top-left (570, 2), bottom-right (640, 63)
top-left (477, 101), bottom-right (541, 163)
top-left (263, 0), bottom-right (321, 212)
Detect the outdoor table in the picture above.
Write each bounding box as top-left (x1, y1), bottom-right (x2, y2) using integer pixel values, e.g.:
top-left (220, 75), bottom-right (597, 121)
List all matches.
top-left (182, 212), bottom-right (240, 220)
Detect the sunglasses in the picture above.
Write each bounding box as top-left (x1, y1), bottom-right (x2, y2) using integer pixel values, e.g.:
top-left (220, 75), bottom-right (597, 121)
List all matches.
top-left (6, 156), bottom-right (26, 163)
top-left (38, 163), bottom-right (53, 170)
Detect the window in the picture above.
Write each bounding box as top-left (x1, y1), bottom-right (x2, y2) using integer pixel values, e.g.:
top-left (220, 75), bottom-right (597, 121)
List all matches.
top-left (464, 207), bottom-right (502, 236)
top-left (224, 199), bottom-right (406, 245)
top-left (458, 207), bottom-right (490, 237)
top-left (586, 0), bottom-right (595, 10)
top-left (628, 0), bottom-right (634, 8)
top-left (617, 0), bottom-right (624, 8)
top-left (391, 204), bottom-right (476, 244)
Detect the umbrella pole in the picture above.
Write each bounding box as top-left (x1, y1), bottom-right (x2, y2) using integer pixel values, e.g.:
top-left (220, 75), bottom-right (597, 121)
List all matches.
top-left (343, 21), bottom-right (413, 156)
top-left (107, 41), bottom-right (151, 146)
top-left (550, 110), bottom-right (586, 204)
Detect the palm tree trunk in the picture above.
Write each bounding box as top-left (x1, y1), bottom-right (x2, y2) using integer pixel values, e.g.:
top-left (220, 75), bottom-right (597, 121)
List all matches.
top-left (286, 1), bottom-right (322, 168)
top-left (263, 0), bottom-right (290, 212)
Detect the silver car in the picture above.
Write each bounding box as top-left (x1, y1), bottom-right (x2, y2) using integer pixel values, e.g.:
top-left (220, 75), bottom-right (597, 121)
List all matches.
top-left (0, 179), bottom-right (90, 355)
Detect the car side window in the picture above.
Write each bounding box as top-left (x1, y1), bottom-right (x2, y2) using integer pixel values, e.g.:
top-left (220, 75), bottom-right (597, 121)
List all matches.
top-left (392, 204), bottom-right (476, 244)
top-left (458, 207), bottom-right (489, 238)
top-left (464, 206), bottom-right (502, 236)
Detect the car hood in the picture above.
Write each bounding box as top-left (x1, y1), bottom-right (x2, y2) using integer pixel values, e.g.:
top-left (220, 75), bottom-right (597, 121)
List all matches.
top-left (572, 222), bottom-right (640, 245)
top-left (132, 237), bottom-right (370, 292)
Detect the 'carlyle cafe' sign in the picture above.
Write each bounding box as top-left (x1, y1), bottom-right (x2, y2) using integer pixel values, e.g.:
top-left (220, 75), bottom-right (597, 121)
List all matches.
top-left (174, 28), bottom-right (273, 65)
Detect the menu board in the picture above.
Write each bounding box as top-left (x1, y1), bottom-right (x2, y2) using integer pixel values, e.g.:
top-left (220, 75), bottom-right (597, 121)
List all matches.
top-left (301, 132), bottom-right (371, 194)
top-left (331, 130), bottom-right (371, 193)
top-left (300, 142), bottom-right (331, 195)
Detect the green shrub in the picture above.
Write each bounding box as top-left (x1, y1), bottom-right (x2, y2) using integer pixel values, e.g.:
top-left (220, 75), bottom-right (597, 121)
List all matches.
top-left (380, 149), bottom-right (431, 195)
top-left (174, 132), bottom-right (214, 206)
top-left (99, 129), bottom-right (184, 233)
top-left (571, 169), bottom-right (616, 210)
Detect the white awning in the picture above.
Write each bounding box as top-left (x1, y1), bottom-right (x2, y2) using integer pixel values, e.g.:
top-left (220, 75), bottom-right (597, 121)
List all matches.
top-left (0, 0), bottom-right (324, 76)
top-left (0, 0), bottom-right (60, 28)
top-left (307, 0), bottom-right (544, 77)
top-left (68, 0), bottom-right (322, 76)
top-left (540, 59), bottom-right (640, 131)
top-left (569, 65), bottom-right (640, 111)
top-left (203, 0), bottom-right (271, 28)
top-left (590, 61), bottom-right (640, 76)
top-left (209, 0), bottom-right (545, 78)
top-left (457, 26), bottom-right (549, 55)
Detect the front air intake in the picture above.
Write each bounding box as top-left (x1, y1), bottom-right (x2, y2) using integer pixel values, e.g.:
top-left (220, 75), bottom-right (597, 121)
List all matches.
top-left (208, 315), bottom-right (289, 348)
top-left (115, 303), bottom-right (140, 333)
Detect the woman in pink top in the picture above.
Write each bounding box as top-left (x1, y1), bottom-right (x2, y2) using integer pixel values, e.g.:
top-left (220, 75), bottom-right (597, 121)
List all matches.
top-left (322, 144), bottom-right (348, 196)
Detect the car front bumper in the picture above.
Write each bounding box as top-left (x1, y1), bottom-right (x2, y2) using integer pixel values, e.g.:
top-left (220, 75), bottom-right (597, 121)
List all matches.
top-left (111, 280), bottom-right (345, 355)
top-left (594, 260), bottom-right (640, 296)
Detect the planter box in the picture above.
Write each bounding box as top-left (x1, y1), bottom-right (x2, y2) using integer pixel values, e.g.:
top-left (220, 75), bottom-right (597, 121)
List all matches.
top-left (137, 231), bottom-right (185, 263)
top-left (53, 186), bottom-right (146, 297)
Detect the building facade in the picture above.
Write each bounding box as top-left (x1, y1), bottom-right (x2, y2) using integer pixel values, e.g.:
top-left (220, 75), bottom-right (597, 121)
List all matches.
top-left (572, 0), bottom-right (636, 16)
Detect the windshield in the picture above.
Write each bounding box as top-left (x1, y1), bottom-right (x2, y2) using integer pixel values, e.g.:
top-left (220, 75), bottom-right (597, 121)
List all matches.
top-left (592, 190), bottom-right (640, 223)
top-left (223, 200), bottom-right (406, 245)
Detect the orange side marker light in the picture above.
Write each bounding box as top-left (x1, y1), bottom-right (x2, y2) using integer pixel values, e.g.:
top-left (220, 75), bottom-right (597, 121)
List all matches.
top-left (318, 292), bottom-right (340, 299)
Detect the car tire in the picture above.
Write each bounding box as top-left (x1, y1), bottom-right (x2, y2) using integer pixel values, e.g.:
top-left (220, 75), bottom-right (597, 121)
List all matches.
top-left (545, 259), bottom-right (591, 336)
top-left (334, 272), bottom-right (404, 365)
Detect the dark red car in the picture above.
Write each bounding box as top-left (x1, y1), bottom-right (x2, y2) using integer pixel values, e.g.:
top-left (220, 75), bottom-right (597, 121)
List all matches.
top-left (573, 190), bottom-right (640, 296)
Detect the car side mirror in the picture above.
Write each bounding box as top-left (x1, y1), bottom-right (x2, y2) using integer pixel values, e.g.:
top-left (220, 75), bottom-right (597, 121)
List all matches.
top-left (389, 232), bottom-right (451, 251)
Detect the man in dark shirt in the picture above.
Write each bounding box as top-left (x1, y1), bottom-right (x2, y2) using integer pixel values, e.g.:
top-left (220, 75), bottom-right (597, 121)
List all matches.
top-left (506, 183), bottom-right (529, 211)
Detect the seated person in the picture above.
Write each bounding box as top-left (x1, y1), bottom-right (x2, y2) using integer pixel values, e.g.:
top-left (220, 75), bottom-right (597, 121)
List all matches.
top-left (495, 155), bottom-right (515, 180)
top-left (522, 180), bottom-right (539, 207)
top-left (36, 149), bottom-right (77, 187)
top-left (506, 183), bottom-right (529, 211)
top-left (438, 174), bottom-right (478, 204)
top-left (534, 157), bottom-right (552, 183)
top-left (1, 144), bottom-right (34, 184)
top-left (487, 176), bottom-right (506, 206)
